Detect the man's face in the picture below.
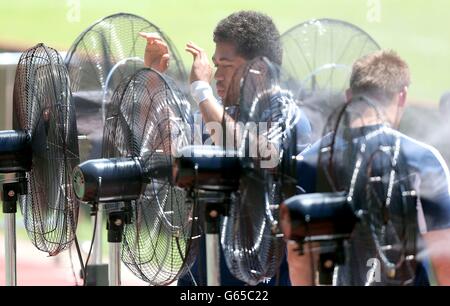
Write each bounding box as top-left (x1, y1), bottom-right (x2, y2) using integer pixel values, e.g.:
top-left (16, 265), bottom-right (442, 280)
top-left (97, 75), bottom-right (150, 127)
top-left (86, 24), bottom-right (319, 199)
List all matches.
top-left (212, 41), bottom-right (247, 101)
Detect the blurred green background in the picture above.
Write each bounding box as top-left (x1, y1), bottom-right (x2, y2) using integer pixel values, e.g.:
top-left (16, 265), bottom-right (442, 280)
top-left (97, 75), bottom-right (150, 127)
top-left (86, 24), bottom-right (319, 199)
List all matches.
top-left (1, 0), bottom-right (449, 105)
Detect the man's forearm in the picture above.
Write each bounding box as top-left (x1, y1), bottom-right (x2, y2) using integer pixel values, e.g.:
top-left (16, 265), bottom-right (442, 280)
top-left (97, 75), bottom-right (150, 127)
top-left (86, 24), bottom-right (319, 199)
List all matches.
top-left (287, 241), bottom-right (316, 285)
top-left (198, 98), bottom-right (225, 146)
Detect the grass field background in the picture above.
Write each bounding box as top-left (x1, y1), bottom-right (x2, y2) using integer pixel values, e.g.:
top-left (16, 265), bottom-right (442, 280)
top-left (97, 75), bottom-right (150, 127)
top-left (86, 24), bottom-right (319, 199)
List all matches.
top-left (0, 0), bottom-right (449, 105)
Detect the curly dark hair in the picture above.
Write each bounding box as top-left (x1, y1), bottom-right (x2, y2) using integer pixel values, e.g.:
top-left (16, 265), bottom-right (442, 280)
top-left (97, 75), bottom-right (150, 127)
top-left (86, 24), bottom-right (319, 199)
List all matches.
top-left (213, 11), bottom-right (282, 65)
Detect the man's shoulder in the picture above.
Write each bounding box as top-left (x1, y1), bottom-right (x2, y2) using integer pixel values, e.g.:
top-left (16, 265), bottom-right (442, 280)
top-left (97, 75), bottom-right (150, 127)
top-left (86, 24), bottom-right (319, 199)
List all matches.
top-left (297, 127), bottom-right (449, 170)
top-left (396, 130), bottom-right (448, 170)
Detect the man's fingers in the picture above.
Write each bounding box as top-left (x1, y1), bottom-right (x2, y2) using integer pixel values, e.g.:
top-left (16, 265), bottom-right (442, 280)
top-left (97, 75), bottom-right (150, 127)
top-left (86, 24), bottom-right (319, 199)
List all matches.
top-left (146, 40), bottom-right (169, 56)
top-left (139, 32), bottom-right (162, 39)
top-left (186, 41), bottom-right (203, 51)
top-left (186, 42), bottom-right (207, 60)
top-left (186, 41), bottom-right (197, 48)
top-left (154, 39), bottom-right (169, 51)
top-left (185, 46), bottom-right (200, 58)
top-left (139, 32), bottom-right (165, 45)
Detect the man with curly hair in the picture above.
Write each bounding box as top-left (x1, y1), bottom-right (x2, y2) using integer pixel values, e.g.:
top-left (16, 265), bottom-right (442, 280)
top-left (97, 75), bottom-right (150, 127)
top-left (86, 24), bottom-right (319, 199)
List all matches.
top-left (141, 10), bottom-right (311, 286)
top-left (141, 11), bottom-right (310, 144)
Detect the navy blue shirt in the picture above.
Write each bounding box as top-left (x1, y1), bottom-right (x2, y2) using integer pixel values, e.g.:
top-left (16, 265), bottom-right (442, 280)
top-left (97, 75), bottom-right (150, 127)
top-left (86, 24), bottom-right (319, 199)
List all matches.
top-left (296, 124), bottom-right (450, 285)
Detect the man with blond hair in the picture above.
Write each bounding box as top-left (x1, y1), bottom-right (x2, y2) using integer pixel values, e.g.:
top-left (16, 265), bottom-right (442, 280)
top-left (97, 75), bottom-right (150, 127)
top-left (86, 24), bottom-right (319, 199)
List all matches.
top-left (288, 50), bottom-right (450, 286)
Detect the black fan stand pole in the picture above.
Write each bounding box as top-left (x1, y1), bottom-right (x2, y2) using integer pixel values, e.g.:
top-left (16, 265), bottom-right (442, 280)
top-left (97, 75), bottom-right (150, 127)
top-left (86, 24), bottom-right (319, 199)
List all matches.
top-left (82, 203), bottom-right (108, 286)
top-left (1, 174), bottom-right (27, 286)
top-left (1, 130), bottom-right (32, 286)
top-left (106, 202), bottom-right (132, 286)
top-left (2, 182), bottom-right (18, 286)
top-left (197, 190), bottom-right (230, 286)
top-left (204, 202), bottom-right (222, 286)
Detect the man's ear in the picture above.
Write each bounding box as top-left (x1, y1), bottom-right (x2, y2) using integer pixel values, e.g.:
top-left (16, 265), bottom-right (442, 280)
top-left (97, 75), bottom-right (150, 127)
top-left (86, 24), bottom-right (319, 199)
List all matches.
top-left (398, 86), bottom-right (408, 107)
top-left (345, 88), bottom-right (352, 102)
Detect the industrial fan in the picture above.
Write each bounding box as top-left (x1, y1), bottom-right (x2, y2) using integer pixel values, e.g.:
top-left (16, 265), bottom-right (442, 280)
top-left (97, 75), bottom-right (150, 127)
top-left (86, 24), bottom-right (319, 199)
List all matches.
top-left (72, 68), bottom-right (198, 286)
top-left (173, 57), bottom-right (301, 285)
top-left (65, 13), bottom-right (187, 282)
top-left (280, 97), bottom-right (419, 285)
top-left (0, 43), bottom-right (80, 285)
top-left (65, 12), bottom-right (186, 161)
top-left (281, 18), bottom-right (380, 141)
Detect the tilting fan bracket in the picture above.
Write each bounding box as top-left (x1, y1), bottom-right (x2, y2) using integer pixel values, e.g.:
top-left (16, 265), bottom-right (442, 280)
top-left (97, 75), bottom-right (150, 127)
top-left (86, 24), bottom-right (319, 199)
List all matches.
top-left (194, 190), bottom-right (231, 234)
top-left (2, 174), bottom-right (27, 213)
top-left (204, 201), bottom-right (227, 234)
top-left (106, 202), bottom-right (132, 243)
top-left (317, 240), bottom-right (346, 285)
top-left (2, 183), bottom-right (18, 214)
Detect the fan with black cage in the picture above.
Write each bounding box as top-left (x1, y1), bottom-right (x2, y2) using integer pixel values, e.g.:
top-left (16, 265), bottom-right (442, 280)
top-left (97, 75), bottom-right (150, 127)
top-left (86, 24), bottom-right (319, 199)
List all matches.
top-left (65, 12), bottom-right (187, 161)
top-left (220, 57), bottom-right (301, 285)
top-left (65, 13), bottom-right (188, 280)
top-left (280, 97), bottom-right (419, 285)
top-left (72, 68), bottom-right (198, 286)
top-left (0, 43), bottom-right (80, 285)
top-left (281, 18), bottom-right (380, 141)
top-left (172, 57), bottom-right (301, 285)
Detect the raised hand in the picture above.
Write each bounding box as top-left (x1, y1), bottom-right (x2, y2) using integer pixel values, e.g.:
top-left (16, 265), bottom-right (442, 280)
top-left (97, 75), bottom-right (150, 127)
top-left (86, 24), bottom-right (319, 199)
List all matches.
top-left (185, 42), bottom-right (212, 84)
top-left (139, 32), bottom-right (170, 73)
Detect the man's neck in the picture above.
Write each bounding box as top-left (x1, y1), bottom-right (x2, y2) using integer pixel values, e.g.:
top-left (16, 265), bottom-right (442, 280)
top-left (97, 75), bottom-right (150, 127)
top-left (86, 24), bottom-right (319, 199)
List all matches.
top-left (348, 96), bottom-right (399, 129)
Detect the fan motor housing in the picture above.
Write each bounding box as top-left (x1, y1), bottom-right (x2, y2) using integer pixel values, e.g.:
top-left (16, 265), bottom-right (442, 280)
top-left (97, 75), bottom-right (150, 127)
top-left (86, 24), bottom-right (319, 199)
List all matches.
top-left (280, 192), bottom-right (358, 242)
top-left (73, 157), bottom-right (145, 203)
top-left (0, 130), bottom-right (32, 173)
top-left (173, 145), bottom-right (241, 191)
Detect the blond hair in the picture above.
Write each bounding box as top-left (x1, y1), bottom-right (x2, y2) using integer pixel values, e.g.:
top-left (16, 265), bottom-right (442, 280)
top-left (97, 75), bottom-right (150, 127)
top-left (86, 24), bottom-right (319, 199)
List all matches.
top-left (350, 50), bottom-right (411, 102)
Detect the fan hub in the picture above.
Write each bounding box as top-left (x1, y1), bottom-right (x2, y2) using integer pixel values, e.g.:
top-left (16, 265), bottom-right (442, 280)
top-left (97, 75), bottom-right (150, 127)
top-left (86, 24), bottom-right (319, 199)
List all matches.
top-left (73, 157), bottom-right (145, 203)
top-left (174, 145), bottom-right (241, 191)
